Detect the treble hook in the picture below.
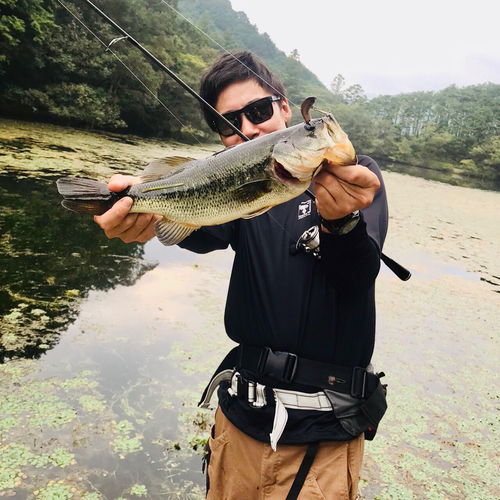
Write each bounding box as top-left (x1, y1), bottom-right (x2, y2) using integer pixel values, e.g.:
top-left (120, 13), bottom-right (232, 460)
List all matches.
top-left (106, 35), bottom-right (128, 51)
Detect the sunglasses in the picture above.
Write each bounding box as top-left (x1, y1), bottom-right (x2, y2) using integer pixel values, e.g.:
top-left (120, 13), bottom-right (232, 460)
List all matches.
top-left (213, 95), bottom-right (282, 137)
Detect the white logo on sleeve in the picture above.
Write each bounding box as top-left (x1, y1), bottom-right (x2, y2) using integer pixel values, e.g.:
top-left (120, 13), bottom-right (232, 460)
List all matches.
top-left (298, 200), bottom-right (312, 220)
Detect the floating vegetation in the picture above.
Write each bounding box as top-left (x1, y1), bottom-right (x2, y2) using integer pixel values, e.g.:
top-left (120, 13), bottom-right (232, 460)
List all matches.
top-left (115, 420), bottom-right (135, 434)
top-left (130, 484), bottom-right (148, 497)
top-left (78, 395), bottom-right (105, 412)
top-left (0, 119), bottom-right (220, 180)
top-left (112, 434), bottom-right (143, 454)
top-left (36, 483), bottom-right (74, 500)
top-left (82, 493), bottom-right (100, 500)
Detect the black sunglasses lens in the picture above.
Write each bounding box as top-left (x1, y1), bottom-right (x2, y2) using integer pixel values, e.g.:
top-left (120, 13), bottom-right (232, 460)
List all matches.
top-left (244, 98), bottom-right (274, 124)
top-left (214, 97), bottom-right (278, 137)
top-left (215, 112), bottom-right (241, 137)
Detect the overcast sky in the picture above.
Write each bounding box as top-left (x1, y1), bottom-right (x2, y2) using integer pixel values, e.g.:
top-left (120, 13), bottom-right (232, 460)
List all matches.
top-left (228, 0), bottom-right (500, 97)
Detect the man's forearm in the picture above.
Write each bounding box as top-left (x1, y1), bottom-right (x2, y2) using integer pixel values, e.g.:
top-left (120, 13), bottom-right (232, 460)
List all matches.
top-left (319, 217), bottom-right (381, 294)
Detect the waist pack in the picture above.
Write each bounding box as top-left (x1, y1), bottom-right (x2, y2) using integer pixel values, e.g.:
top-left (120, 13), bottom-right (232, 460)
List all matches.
top-left (324, 381), bottom-right (387, 440)
top-left (200, 345), bottom-right (388, 441)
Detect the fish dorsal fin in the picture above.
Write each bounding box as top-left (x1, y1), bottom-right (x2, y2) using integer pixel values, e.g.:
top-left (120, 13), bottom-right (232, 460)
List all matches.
top-left (241, 206), bottom-right (272, 219)
top-left (154, 217), bottom-right (199, 246)
top-left (140, 156), bottom-right (196, 182)
top-left (233, 179), bottom-right (273, 204)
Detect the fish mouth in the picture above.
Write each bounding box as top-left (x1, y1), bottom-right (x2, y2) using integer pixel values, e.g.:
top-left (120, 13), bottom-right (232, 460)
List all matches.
top-left (274, 160), bottom-right (301, 185)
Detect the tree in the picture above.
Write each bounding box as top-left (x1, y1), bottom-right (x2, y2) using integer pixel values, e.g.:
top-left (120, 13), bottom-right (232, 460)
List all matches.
top-left (470, 135), bottom-right (500, 178)
top-left (330, 74), bottom-right (345, 95)
top-left (343, 84), bottom-right (367, 105)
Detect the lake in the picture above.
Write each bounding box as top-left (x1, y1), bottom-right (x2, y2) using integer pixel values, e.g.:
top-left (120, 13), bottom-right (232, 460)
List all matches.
top-left (1, 118), bottom-right (499, 500)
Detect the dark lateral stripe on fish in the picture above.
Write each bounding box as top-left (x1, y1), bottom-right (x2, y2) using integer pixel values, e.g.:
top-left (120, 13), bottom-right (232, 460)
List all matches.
top-left (142, 183), bottom-right (184, 193)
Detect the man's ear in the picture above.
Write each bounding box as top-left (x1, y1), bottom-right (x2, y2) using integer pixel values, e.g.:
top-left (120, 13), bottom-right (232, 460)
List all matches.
top-left (281, 97), bottom-right (292, 124)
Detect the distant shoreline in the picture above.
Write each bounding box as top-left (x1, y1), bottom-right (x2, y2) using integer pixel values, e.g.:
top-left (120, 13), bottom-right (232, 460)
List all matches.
top-left (1, 116), bottom-right (498, 192)
top-left (375, 157), bottom-right (500, 192)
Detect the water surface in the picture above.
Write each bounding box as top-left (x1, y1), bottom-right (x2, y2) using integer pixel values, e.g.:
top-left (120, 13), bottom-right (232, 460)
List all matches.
top-left (1, 119), bottom-right (499, 500)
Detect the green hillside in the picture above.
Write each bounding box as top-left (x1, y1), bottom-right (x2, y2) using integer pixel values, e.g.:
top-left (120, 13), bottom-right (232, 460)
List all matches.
top-left (0, 0), bottom-right (498, 180)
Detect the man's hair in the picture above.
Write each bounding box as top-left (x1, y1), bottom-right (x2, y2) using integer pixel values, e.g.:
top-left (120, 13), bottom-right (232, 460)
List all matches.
top-left (199, 51), bottom-right (286, 132)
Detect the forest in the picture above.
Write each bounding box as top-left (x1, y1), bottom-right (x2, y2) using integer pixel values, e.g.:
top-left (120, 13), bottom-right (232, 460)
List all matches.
top-left (1, 0), bottom-right (499, 180)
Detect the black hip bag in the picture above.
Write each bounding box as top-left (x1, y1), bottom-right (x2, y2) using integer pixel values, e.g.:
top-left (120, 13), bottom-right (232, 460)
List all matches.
top-left (200, 345), bottom-right (388, 440)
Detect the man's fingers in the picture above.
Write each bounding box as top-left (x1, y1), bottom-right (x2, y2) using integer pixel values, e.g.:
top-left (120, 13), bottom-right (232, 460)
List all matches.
top-left (108, 174), bottom-right (142, 192)
top-left (93, 175), bottom-right (159, 243)
top-left (94, 197), bottom-right (133, 233)
top-left (313, 183), bottom-right (338, 215)
top-left (313, 163), bottom-right (381, 220)
top-left (313, 181), bottom-right (358, 216)
top-left (322, 163), bottom-right (380, 190)
top-left (118, 213), bottom-right (158, 243)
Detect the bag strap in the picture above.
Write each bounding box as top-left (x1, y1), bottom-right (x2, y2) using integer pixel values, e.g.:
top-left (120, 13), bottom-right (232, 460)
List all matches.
top-left (285, 441), bottom-right (320, 500)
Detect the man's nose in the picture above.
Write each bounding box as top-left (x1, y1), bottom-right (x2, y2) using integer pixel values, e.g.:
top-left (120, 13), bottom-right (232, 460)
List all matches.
top-left (239, 114), bottom-right (260, 140)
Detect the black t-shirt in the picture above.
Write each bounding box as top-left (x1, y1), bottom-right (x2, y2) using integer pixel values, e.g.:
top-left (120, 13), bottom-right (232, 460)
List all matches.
top-left (179, 155), bottom-right (388, 444)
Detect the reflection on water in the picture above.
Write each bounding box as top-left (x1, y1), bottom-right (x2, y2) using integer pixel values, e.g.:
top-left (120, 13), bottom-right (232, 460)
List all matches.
top-left (377, 159), bottom-right (500, 192)
top-left (0, 172), bottom-right (157, 361)
top-left (0, 171), bottom-right (225, 498)
top-left (0, 120), bottom-right (231, 498)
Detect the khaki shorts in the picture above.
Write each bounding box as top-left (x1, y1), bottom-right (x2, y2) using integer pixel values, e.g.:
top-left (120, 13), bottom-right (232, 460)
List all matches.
top-left (206, 407), bottom-right (364, 500)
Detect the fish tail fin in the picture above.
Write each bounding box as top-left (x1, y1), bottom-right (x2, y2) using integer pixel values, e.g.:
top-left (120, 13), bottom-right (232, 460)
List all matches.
top-left (57, 177), bottom-right (122, 215)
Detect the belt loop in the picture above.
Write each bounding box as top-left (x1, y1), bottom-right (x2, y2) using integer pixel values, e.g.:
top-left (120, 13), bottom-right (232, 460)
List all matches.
top-left (254, 383), bottom-right (267, 407)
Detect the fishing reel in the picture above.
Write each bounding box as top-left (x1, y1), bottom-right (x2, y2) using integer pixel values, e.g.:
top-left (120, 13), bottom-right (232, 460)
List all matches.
top-left (290, 225), bottom-right (321, 260)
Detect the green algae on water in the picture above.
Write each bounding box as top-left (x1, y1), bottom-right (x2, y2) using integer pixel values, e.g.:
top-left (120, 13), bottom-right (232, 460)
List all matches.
top-left (130, 484), bottom-right (148, 497)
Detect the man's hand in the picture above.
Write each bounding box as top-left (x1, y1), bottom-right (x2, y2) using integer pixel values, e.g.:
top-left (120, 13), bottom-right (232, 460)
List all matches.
top-left (94, 174), bottom-right (160, 243)
top-left (313, 162), bottom-right (380, 222)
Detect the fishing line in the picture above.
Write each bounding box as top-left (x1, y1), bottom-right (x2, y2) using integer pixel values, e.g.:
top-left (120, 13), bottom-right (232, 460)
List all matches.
top-left (57, 0), bottom-right (322, 252)
top-left (55, 0), bottom-right (203, 145)
top-left (160, 1), bottom-right (323, 238)
top-left (160, 0), bottom-right (301, 112)
top-left (266, 211), bottom-right (297, 244)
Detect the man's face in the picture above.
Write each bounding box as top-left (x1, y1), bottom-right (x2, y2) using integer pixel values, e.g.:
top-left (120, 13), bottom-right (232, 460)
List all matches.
top-left (215, 79), bottom-right (292, 147)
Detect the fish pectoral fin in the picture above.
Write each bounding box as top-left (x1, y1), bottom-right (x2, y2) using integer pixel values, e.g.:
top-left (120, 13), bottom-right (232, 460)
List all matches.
top-left (241, 206), bottom-right (272, 219)
top-left (140, 156), bottom-right (196, 182)
top-left (233, 179), bottom-right (273, 204)
top-left (154, 218), bottom-right (199, 246)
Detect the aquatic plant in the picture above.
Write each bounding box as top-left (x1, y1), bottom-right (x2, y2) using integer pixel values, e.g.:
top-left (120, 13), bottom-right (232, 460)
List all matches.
top-left (130, 484), bottom-right (147, 497)
top-left (36, 482), bottom-right (73, 500)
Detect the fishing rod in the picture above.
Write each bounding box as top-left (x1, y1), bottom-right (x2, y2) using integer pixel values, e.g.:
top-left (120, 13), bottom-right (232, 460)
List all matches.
top-left (79, 0), bottom-right (318, 201)
top-left (70, 1), bottom-right (411, 280)
top-left (80, 0), bottom-right (250, 143)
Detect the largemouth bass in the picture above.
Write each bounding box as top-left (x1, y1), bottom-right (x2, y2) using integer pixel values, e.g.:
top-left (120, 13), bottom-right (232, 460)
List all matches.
top-left (57, 114), bottom-right (356, 246)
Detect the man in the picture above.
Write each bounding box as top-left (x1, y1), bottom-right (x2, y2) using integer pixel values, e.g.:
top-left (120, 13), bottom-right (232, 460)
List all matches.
top-left (95, 51), bottom-right (387, 499)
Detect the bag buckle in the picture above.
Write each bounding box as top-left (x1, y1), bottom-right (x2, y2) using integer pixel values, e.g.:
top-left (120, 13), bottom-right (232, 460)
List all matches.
top-left (351, 366), bottom-right (367, 399)
top-left (257, 348), bottom-right (298, 383)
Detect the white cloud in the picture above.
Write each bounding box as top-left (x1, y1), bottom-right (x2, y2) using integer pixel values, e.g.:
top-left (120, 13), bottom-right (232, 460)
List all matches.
top-left (229, 0), bottom-right (500, 96)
